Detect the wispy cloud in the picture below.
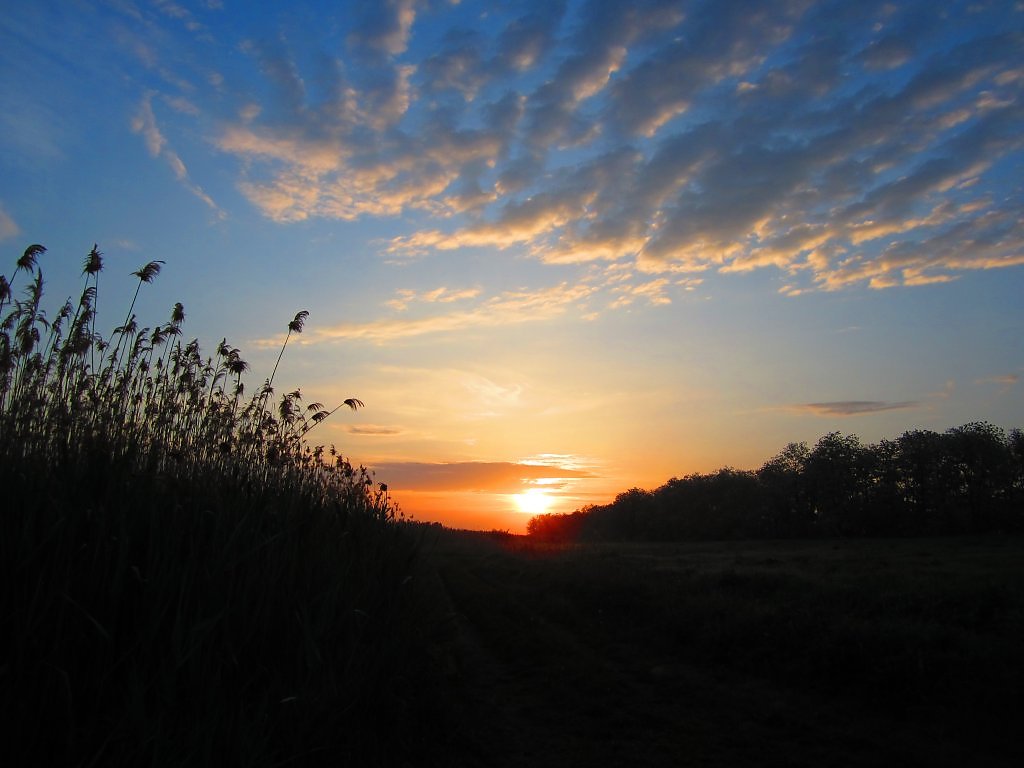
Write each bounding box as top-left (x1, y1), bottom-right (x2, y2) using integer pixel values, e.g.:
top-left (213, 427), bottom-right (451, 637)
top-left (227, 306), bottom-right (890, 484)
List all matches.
top-left (367, 459), bottom-right (595, 493)
top-left (0, 203), bottom-right (19, 241)
top-left (976, 373), bottom-right (1019, 393)
top-left (609, 277), bottom-right (674, 309)
top-left (346, 424), bottom-right (405, 436)
top-left (131, 94), bottom-right (225, 219)
top-left (385, 285), bottom-right (482, 312)
top-left (253, 260), bottom-right (707, 346)
top-left (257, 281), bottom-right (598, 345)
top-left (792, 400), bottom-right (920, 416)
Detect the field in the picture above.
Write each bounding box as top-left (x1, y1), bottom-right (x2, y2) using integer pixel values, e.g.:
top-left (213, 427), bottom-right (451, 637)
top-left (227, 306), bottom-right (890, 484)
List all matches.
top-left (423, 532), bottom-right (1024, 767)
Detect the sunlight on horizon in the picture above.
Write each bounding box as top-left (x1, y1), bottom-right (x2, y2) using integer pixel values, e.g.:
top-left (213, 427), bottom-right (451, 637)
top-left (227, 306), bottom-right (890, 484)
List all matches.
top-left (512, 488), bottom-right (554, 516)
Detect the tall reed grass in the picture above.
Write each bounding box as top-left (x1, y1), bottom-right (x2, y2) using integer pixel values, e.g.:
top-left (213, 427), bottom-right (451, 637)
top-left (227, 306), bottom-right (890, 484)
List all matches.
top-left (0, 245), bottom-right (444, 766)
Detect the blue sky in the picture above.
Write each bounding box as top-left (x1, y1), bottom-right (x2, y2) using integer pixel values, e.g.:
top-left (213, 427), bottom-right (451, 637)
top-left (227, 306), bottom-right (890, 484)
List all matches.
top-left (2, 0), bottom-right (1022, 530)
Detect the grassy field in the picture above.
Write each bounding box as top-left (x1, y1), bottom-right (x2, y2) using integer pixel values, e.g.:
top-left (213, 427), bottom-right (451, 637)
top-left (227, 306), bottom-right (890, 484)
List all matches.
top-left (426, 531), bottom-right (1024, 767)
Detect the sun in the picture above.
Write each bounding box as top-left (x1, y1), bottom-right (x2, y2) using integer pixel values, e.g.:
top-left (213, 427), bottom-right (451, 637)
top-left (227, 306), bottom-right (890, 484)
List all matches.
top-left (513, 487), bottom-right (553, 515)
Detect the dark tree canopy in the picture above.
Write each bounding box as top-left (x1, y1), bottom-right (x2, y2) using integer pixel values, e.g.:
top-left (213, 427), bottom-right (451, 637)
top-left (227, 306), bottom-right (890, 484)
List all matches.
top-left (528, 423), bottom-right (1024, 542)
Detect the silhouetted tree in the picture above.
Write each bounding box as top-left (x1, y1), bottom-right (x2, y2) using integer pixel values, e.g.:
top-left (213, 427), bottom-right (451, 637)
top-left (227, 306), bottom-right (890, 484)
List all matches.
top-left (527, 423), bottom-right (1024, 543)
top-left (859, 438), bottom-right (904, 536)
top-left (526, 510), bottom-right (589, 541)
top-left (803, 432), bottom-right (871, 535)
top-left (649, 470), bottom-right (761, 539)
top-left (595, 488), bottom-right (653, 540)
top-left (942, 422), bottom-right (1014, 532)
top-left (893, 429), bottom-right (948, 533)
top-left (757, 442), bottom-right (813, 537)
top-left (1009, 428), bottom-right (1024, 512)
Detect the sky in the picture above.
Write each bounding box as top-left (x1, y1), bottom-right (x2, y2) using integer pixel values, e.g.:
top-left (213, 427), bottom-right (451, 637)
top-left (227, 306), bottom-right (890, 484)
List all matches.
top-left (1, 0), bottom-right (1022, 532)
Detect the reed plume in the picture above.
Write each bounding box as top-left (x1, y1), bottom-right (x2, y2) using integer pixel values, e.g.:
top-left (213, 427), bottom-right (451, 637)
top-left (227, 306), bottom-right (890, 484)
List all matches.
top-left (1, 243), bottom-right (425, 767)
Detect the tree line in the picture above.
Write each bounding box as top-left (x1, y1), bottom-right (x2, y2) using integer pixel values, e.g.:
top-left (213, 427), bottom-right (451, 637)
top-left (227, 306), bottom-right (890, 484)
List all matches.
top-left (528, 423), bottom-right (1024, 541)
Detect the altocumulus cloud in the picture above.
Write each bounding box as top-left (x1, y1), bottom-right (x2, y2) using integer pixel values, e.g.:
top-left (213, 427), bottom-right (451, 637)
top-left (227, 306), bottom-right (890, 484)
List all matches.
top-left (124, 0), bottom-right (1022, 292)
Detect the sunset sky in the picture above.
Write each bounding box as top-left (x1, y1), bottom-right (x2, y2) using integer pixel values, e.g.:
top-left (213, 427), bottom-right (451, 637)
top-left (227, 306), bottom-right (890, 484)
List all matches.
top-left (2, 0), bottom-right (1022, 531)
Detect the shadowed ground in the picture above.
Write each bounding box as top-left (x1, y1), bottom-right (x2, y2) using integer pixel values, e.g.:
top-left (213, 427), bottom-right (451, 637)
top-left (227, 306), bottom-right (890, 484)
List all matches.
top-left (422, 533), bottom-right (1023, 767)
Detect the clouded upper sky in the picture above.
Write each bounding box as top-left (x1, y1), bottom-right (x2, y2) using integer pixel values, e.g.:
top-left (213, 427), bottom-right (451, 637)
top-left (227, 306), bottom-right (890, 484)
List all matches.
top-left (2, 0), bottom-right (1022, 530)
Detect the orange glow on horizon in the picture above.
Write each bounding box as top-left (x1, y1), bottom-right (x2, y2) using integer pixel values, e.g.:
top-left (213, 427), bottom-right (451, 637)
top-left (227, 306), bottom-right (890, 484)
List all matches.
top-left (367, 454), bottom-right (631, 533)
top-left (390, 487), bottom-right (582, 533)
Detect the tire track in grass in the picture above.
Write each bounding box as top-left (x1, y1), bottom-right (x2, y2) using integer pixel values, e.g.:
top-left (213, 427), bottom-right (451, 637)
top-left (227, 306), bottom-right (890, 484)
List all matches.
top-left (427, 537), bottom-right (1019, 768)
top-left (436, 552), bottom-right (679, 766)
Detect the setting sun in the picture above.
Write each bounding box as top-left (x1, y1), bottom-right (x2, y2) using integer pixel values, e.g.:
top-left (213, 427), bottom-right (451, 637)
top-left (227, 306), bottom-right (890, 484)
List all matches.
top-left (513, 488), bottom-right (553, 516)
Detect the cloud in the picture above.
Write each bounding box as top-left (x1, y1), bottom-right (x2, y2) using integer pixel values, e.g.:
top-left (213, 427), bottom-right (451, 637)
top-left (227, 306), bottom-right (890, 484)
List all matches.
top-left (385, 285), bottom-right (481, 311)
top-left (387, 146), bottom-right (647, 260)
top-left (132, 95), bottom-right (166, 157)
top-left (215, 83), bottom-right (508, 221)
top-left (346, 424), bottom-right (404, 436)
top-left (257, 281), bottom-right (599, 344)
top-left (793, 400), bottom-right (920, 416)
top-left (607, 0), bottom-right (801, 137)
top-left (254, 262), bottom-right (703, 347)
top-left (494, 2), bottom-right (568, 73)
top-left (0, 203), bottom-right (20, 241)
top-left (520, 0), bottom-right (685, 150)
top-left (367, 460), bottom-right (595, 493)
top-left (238, 39), bottom-right (308, 117)
top-left (976, 374), bottom-right (1019, 393)
top-left (608, 277), bottom-right (674, 309)
top-left (361, 364), bottom-right (535, 425)
top-left (163, 95), bottom-right (200, 115)
top-left (131, 94), bottom-right (225, 218)
top-left (348, 0), bottom-right (419, 56)
top-left (153, 0), bottom-right (1024, 292)
top-left (858, 35), bottom-right (915, 71)
top-left (153, 0), bottom-right (206, 35)
top-left (977, 374), bottom-right (1019, 385)
top-left (420, 28), bottom-right (488, 99)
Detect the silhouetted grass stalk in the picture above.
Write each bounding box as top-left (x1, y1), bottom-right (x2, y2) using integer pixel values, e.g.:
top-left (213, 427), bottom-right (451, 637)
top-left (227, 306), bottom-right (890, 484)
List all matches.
top-left (0, 245), bottom-right (386, 512)
top-left (0, 244), bottom-right (442, 766)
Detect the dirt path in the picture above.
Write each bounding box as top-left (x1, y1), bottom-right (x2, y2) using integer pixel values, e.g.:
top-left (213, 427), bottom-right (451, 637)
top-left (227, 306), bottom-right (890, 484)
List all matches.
top-left (425, 538), bottom-right (1015, 768)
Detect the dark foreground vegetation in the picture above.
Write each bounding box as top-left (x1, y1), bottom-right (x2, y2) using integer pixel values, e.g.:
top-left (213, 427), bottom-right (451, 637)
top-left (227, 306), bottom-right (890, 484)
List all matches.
top-left (430, 530), bottom-right (1024, 767)
top-left (528, 425), bottom-right (1024, 542)
top-left (0, 245), bottom-right (448, 766)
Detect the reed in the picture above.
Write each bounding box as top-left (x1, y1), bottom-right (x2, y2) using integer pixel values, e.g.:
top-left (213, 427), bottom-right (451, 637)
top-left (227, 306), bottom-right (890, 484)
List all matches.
top-left (0, 244), bottom-right (441, 766)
